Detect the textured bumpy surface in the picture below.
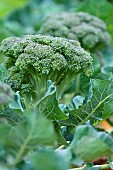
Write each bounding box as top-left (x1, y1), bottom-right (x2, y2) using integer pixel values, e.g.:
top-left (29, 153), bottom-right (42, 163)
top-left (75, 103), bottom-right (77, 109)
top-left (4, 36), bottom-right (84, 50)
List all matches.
top-left (0, 35), bottom-right (93, 96)
top-left (39, 12), bottom-right (111, 51)
top-left (0, 82), bottom-right (14, 105)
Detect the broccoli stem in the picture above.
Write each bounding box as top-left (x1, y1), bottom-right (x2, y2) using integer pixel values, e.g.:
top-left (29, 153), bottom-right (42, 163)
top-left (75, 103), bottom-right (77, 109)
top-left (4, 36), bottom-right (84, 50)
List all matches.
top-left (24, 93), bottom-right (32, 108)
top-left (75, 73), bottom-right (80, 95)
top-left (26, 69), bottom-right (79, 105)
top-left (31, 74), bottom-right (47, 103)
top-left (57, 71), bottom-right (79, 99)
top-left (22, 71), bottom-right (48, 107)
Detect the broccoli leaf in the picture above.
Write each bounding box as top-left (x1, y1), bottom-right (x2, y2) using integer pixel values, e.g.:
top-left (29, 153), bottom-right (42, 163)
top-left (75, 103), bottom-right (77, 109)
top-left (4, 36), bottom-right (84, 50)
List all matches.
top-left (69, 125), bottom-right (113, 162)
top-left (0, 106), bottom-right (22, 125)
top-left (82, 79), bottom-right (113, 122)
top-left (0, 109), bottom-right (56, 166)
top-left (103, 101), bottom-right (113, 119)
top-left (54, 121), bottom-right (68, 145)
top-left (63, 79), bottom-right (113, 127)
top-left (36, 81), bottom-right (68, 120)
top-left (10, 110), bottom-right (56, 147)
top-left (9, 91), bottom-right (24, 112)
top-left (61, 105), bottom-right (90, 126)
top-left (31, 149), bottom-right (68, 170)
top-left (0, 123), bottom-right (12, 144)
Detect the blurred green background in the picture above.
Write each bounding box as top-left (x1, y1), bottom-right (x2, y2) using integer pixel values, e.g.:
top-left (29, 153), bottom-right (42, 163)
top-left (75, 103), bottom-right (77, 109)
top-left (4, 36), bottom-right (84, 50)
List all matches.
top-left (0, 0), bottom-right (26, 17)
top-left (0, 0), bottom-right (113, 40)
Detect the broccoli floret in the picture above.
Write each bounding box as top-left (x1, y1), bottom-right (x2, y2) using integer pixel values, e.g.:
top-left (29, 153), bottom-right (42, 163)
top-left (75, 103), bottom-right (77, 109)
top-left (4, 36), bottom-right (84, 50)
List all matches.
top-left (39, 12), bottom-right (111, 51)
top-left (0, 35), bottom-right (93, 104)
top-left (0, 82), bottom-right (14, 105)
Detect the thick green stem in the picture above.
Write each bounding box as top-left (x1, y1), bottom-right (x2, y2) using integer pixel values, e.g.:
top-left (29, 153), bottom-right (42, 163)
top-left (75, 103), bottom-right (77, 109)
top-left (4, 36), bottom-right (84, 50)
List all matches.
top-left (75, 74), bottom-right (80, 95)
top-left (24, 93), bottom-right (32, 108)
top-left (69, 163), bottom-right (111, 170)
top-left (69, 166), bottom-right (85, 170)
top-left (33, 74), bottom-right (47, 102)
top-left (57, 71), bottom-right (79, 99)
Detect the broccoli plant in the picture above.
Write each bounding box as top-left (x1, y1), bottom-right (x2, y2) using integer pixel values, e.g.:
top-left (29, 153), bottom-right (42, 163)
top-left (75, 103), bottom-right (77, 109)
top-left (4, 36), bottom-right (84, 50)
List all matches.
top-left (0, 35), bottom-right (93, 106)
top-left (39, 12), bottom-right (111, 51)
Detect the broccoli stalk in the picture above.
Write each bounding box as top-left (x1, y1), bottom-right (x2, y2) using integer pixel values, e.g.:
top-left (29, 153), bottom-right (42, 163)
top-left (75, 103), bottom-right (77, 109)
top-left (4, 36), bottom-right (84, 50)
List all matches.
top-left (39, 12), bottom-right (111, 51)
top-left (0, 35), bottom-right (93, 106)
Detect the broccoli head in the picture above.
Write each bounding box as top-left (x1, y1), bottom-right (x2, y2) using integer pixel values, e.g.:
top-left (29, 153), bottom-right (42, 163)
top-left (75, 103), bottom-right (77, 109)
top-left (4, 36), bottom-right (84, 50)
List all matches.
top-left (0, 35), bottom-right (93, 104)
top-left (39, 12), bottom-right (111, 51)
top-left (0, 82), bottom-right (14, 105)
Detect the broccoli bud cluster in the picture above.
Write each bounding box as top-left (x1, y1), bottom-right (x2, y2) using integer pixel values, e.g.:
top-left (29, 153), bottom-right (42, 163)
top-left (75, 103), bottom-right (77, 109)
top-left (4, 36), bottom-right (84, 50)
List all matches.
top-left (39, 12), bottom-right (111, 51)
top-left (0, 34), bottom-right (93, 102)
top-left (0, 82), bottom-right (14, 105)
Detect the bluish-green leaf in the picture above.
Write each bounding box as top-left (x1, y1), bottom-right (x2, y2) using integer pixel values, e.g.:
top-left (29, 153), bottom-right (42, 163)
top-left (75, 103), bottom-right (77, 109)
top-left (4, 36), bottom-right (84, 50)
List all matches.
top-left (0, 123), bottom-right (12, 143)
top-left (72, 95), bottom-right (85, 109)
top-left (10, 109), bottom-right (56, 148)
top-left (69, 125), bottom-right (113, 162)
top-left (31, 149), bottom-right (68, 170)
top-left (9, 91), bottom-right (24, 112)
top-left (2, 109), bottom-right (56, 166)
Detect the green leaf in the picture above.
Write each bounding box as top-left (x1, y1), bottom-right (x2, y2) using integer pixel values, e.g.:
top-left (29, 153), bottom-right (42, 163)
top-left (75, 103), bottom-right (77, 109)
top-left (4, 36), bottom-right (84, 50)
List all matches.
top-left (54, 121), bottom-right (68, 146)
top-left (0, 106), bottom-right (22, 125)
top-left (82, 79), bottom-right (113, 122)
top-left (9, 91), bottom-right (24, 112)
top-left (103, 101), bottom-right (113, 119)
top-left (36, 81), bottom-right (67, 120)
top-left (31, 149), bottom-right (68, 170)
top-left (61, 105), bottom-right (91, 126)
top-left (0, 123), bottom-right (12, 144)
top-left (11, 110), bottom-right (56, 148)
top-left (72, 96), bottom-right (85, 109)
top-left (69, 125), bottom-right (113, 162)
top-left (63, 79), bottom-right (113, 127)
top-left (3, 109), bottom-right (56, 166)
